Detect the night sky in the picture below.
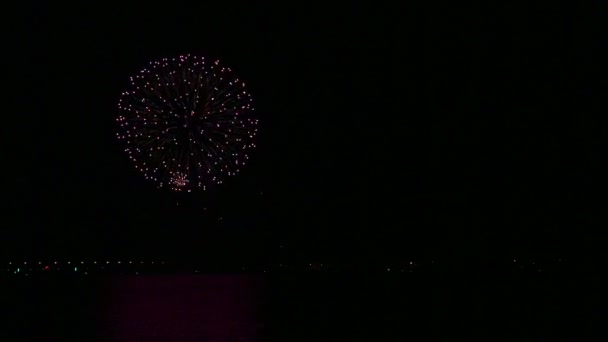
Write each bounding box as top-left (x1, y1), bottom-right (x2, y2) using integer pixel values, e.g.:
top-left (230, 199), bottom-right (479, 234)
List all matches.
top-left (4, 3), bottom-right (607, 268)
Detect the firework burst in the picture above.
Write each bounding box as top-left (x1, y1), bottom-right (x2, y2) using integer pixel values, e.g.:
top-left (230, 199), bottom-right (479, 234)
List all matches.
top-left (117, 55), bottom-right (258, 191)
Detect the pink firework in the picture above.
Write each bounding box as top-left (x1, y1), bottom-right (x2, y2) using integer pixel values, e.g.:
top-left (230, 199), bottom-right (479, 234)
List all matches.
top-left (116, 55), bottom-right (258, 191)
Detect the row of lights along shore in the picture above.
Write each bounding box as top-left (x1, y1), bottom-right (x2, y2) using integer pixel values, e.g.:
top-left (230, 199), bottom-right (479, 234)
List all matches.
top-left (7, 261), bottom-right (165, 265)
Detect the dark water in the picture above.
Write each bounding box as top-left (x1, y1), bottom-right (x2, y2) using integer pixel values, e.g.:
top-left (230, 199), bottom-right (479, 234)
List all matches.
top-left (1, 274), bottom-right (602, 341)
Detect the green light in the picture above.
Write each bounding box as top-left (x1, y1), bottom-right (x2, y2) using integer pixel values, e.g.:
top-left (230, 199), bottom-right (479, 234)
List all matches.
top-left (74, 267), bottom-right (78, 272)
top-left (16, 268), bottom-right (20, 273)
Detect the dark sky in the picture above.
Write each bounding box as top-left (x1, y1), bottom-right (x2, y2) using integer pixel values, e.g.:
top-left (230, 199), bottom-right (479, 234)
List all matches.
top-left (4, 3), bottom-right (607, 267)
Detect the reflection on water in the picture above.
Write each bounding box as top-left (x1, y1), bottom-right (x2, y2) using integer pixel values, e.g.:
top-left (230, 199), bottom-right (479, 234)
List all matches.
top-left (100, 275), bottom-right (265, 341)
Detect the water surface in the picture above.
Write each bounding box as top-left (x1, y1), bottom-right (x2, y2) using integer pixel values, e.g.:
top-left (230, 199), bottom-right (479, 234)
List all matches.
top-left (1, 274), bottom-right (600, 341)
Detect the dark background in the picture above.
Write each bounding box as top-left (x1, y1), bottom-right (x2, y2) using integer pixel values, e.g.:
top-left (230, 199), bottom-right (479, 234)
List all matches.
top-left (3, 2), bottom-right (606, 269)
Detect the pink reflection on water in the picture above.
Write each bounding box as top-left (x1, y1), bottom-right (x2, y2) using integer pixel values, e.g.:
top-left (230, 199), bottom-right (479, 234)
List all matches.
top-left (99, 275), bottom-right (265, 341)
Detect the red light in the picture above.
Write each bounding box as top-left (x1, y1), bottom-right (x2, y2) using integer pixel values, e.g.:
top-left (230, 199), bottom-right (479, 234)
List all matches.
top-left (44, 265), bottom-right (50, 270)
